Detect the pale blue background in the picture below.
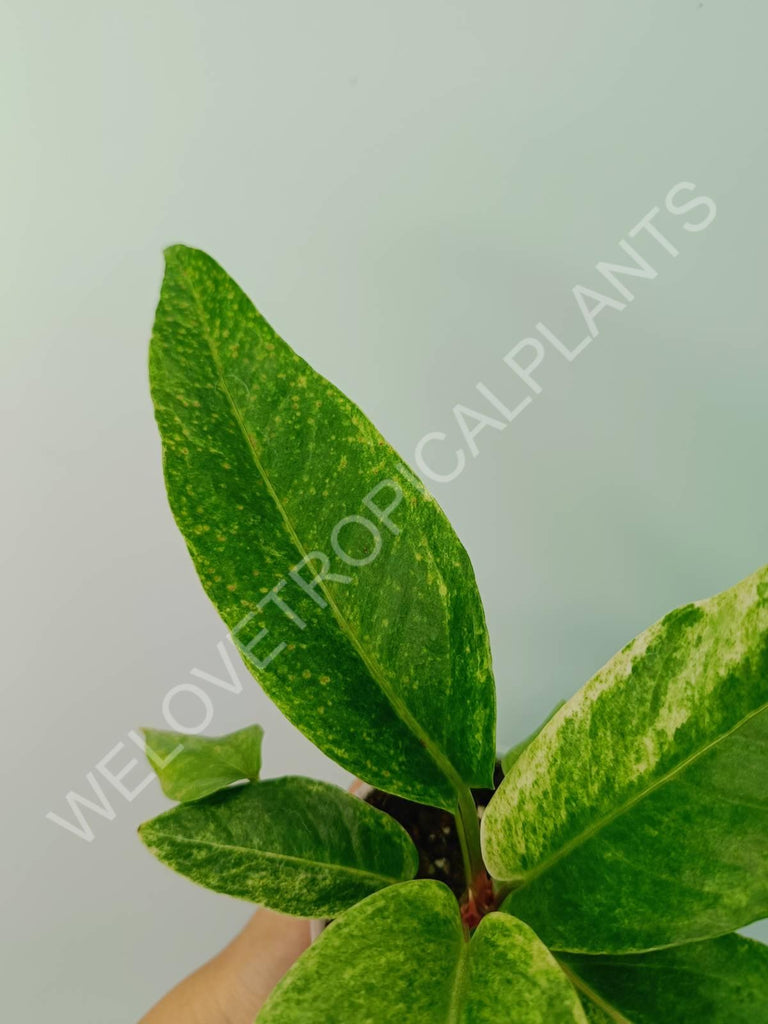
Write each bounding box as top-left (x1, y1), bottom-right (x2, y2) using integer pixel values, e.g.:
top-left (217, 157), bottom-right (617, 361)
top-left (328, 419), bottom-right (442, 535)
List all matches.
top-left (2, 1), bottom-right (768, 1019)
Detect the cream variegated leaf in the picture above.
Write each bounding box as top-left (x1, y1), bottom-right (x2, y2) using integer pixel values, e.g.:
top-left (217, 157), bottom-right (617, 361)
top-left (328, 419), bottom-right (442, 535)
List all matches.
top-left (483, 564), bottom-right (768, 952)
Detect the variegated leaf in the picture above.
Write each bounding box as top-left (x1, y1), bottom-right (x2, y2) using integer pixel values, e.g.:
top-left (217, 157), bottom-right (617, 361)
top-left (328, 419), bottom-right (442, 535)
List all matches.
top-left (149, 246), bottom-right (496, 811)
top-left (258, 880), bottom-right (588, 1022)
top-left (483, 565), bottom-right (768, 951)
top-left (559, 933), bottom-right (768, 1023)
top-left (138, 776), bottom-right (418, 917)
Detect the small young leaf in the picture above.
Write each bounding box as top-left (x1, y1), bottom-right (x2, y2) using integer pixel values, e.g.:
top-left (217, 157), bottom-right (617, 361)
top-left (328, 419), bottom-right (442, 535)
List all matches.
top-left (257, 880), bottom-right (588, 1023)
top-left (142, 724), bottom-right (264, 801)
top-left (483, 564), bottom-right (768, 952)
top-left (149, 246), bottom-right (496, 810)
top-left (138, 776), bottom-right (418, 917)
top-left (558, 933), bottom-right (768, 1023)
top-left (500, 701), bottom-right (566, 774)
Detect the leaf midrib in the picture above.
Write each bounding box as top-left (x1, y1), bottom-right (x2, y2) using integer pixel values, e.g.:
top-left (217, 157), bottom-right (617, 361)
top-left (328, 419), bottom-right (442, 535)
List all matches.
top-left (142, 828), bottom-right (407, 887)
top-left (179, 261), bottom-right (464, 805)
top-left (445, 938), bottom-right (470, 1024)
top-left (507, 699), bottom-right (768, 893)
top-left (210, 748), bottom-right (259, 780)
top-left (556, 959), bottom-right (634, 1024)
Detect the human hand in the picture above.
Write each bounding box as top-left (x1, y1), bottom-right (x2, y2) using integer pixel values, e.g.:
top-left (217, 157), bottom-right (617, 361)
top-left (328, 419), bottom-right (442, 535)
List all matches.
top-left (139, 909), bottom-right (311, 1023)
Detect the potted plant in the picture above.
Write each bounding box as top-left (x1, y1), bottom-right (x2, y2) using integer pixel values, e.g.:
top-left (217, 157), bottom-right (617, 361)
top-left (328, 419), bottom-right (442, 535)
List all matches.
top-left (138, 246), bottom-right (768, 1022)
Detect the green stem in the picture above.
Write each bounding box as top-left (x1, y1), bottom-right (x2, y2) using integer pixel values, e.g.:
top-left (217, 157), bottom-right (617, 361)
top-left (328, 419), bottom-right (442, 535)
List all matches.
top-left (454, 785), bottom-right (484, 894)
top-left (493, 879), bottom-right (515, 903)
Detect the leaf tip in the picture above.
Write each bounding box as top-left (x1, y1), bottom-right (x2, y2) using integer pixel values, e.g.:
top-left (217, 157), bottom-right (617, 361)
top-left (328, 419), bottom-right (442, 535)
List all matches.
top-left (162, 243), bottom-right (221, 275)
top-left (162, 243), bottom-right (194, 264)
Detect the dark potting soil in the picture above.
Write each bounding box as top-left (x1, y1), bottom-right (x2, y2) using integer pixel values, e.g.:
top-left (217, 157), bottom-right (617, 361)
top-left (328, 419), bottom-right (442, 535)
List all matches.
top-left (365, 762), bottom-right (505, 900)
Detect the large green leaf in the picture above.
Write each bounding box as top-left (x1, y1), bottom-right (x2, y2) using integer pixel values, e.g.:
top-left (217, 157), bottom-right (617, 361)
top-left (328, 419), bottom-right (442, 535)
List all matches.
top-left (483, 565), bottom-right (768, 951)
top-left (558, 933), bottom-right (768, 1023)
top-left (149, 245), bottom-right (495, 810)
top-left (138, 776), bottom-right (418, 917)
top-left (257, 880), bottom-right (588, 1023)
top-left (142, 724), bottom-right (263, 801)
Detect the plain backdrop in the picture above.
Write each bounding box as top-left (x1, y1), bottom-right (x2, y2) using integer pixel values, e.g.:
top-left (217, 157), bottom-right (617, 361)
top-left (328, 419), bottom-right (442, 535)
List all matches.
top-left (3, 1), bottom-right (768, 1019)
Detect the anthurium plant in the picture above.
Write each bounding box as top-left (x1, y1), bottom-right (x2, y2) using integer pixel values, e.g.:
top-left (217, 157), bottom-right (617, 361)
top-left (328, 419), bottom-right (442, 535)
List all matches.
top-left (139, 246), bottom-right (768, 1022)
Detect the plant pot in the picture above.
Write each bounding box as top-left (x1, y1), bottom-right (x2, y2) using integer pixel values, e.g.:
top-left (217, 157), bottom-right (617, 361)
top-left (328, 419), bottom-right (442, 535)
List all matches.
top-left (309, 768), bottom-right (503, 941)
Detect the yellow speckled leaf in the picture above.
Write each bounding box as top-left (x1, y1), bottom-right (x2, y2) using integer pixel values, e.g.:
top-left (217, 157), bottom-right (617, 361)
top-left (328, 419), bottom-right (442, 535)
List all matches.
top-left (258, 881), bottom-right (588, 1022)
top-left (149, 246), bottom-right (495, 810)
top-left (139, 777), bottom-right (419, 917)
